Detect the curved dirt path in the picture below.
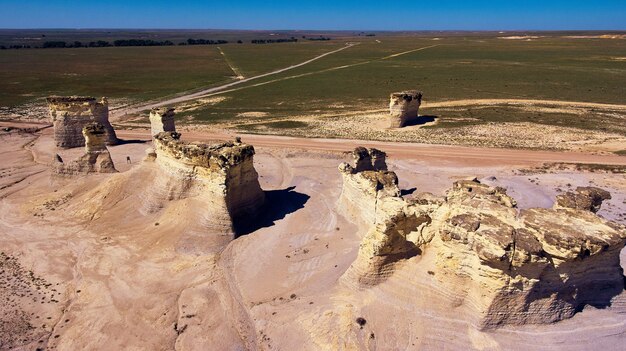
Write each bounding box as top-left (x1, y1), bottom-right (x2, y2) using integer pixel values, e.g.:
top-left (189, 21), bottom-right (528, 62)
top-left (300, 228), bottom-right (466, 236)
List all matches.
top-left (109, 43), bottom-right (358, 119)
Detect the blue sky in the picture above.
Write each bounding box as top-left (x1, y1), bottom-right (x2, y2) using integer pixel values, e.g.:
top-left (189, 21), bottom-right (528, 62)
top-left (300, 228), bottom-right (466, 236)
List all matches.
top-left (2, 0), bottom-right (625, 30)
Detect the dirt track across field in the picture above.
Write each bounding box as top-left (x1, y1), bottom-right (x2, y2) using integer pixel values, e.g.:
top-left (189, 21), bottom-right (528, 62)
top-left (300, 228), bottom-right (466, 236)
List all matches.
top-left (109, 43), bottom-right (358, 118)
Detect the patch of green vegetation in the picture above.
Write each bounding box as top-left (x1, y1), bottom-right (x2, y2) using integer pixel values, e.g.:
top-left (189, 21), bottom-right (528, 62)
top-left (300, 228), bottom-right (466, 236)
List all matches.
top-left (614, 150), bottom-right (626, 156)
top-left (519, 162), bottom-right (626, 174)
top-left (238, 120), bottom-right (309, 131)
top-left (554, 163), bottom-right (626, 173)
top-left (263, 120), bottom-right (309, 129)
top-left (218, 41), bottom-right (342, 77)
top-left (419, 106), bottom-right (626, 134)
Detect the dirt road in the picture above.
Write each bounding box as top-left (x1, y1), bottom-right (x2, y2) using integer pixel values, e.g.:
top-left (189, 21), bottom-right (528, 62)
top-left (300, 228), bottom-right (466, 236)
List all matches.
top-left (115, 129), bottom-right (626, 167)
top-left (109, 43), bottom-right (358, 118)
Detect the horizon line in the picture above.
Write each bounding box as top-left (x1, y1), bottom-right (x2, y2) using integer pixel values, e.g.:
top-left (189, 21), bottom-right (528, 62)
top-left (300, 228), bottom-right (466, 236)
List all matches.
top-left (1, 28), bottom-right (626, 32)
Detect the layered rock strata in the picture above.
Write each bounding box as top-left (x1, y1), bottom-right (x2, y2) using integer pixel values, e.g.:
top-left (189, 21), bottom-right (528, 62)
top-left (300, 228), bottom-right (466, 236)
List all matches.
top-left (389, 90), bottom-right (423, 128)
top-left (150, 132), bottom-right (265, 232)
top-left (338, 147), bottom-right (398, 225)
top-left (149, 107), bottom-right (176, 138)
top-left (53, 123), bottom-right (117, 175)
top-left (339, 147), bottom-right (626, 328)
top-left (47, 96), bottom-right (118, 148)
top-left (554, 186), bottom-right (611, 212)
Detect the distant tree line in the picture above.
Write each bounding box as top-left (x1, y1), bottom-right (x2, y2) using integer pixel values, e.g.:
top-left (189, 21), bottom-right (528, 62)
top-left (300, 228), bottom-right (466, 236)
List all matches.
top-left (114, 39), bottom-right (175, 46)
top-left (0, 45), bottom-right (31, 49)
top-left (0, 38), bottom-right (229, 49)
top-left (40, 40), bottom-right (113, 48)
top-left (182, 38), bottom-right (228, 45)
top-left (0, 36), bottom-right (334, 49)
top-left (251, 37), bottom-right (298, 44)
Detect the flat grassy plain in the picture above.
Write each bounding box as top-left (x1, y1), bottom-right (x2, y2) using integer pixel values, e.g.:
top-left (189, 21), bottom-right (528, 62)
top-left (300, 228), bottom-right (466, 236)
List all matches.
top-left (0, 45), bottom-right (234, 107)
top-left (1, 31), bottom-right (625, 148)
top-left (196, 36), bottom-right (626, 115)
top-left (0, 39), bottom-right (345, 108)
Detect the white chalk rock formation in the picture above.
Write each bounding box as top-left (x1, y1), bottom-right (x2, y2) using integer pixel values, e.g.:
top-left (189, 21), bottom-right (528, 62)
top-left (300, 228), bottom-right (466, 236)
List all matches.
top-left (149, 132), bottom-right (265, 232)
top-left (47, 96), bottom-right (118, 148)
top-left (338, 147), bottom-right (399, 226)
top-left (53, 132), bottom-right (265, 251)
top-left (339, 147), bottom-right (626, 328)
top-left (389, 90), bottom-right (423, 128)
top-left (53, 123), bottom-right (117, 175)
top-left (149, 107), bottom-right (176, 138)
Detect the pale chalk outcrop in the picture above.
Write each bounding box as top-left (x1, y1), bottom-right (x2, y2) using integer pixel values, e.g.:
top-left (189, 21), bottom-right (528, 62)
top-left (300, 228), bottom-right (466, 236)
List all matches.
top-left (53, 123), bottom-right (117, 175)
top-left (47, 96), bottom-right (118, 148)
top-left (339, 147), bottom-right (626, 328)
top-left (149, 107), bottom-right (176, 138)
top-left (389, 90), bottom-right (423, 128)
top-left (150, 132), bottom-right (265, 232)
top-left (338, 147), bottom-right (398, 225)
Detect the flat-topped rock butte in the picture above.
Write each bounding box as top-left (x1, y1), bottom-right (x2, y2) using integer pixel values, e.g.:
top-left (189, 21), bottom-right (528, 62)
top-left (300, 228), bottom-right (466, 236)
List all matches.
top-left (47, 96), bottom-right (118, 148)
top-left (338, 147), bottom-right (625, 328)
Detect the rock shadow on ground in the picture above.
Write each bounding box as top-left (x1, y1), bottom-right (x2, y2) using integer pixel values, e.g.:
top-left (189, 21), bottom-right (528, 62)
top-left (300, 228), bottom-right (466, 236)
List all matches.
top-left (234, 186), bottom-right (310, 237)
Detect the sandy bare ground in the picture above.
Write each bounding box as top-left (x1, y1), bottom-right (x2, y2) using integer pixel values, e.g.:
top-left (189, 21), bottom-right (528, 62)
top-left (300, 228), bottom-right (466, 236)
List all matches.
top-left (1, 127), bottom-right (625, 350)
top-left (114, 128), bottom-right (626, 167)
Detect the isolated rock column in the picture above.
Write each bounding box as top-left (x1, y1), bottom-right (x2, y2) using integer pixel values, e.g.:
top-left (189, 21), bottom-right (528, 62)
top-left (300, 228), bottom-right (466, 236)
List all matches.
top-left (53, 123), bottom-right (117, 175)
top-left (47, 96), bottom-right (118, 148)
top-left (389, 90), bottom-right (423, 128)
top-left (149, 107), bottom-right (176, 138)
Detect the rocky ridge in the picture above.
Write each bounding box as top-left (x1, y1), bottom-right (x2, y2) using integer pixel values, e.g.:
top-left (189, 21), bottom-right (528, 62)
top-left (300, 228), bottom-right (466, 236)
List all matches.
top-left (338, 147), bottom-right (626, 328)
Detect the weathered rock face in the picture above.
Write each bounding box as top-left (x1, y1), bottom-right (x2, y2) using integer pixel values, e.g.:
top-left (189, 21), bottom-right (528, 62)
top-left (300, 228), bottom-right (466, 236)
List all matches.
top-left (338, 148), bottom-right (398, 225)
top-left (149, 107), bottom-right (176, 138)
top-left (389, 90), bottom-right (423, 128)
top-left (339, 147), bottom-right (626, 328)
top-left (47, 96), bottom-right (118, 148)
top-left (151, 132), bottom-right (265, 232)
top-left (554, 186), bottom-right (611, 213)
top-left (53, 123), bottom-right (117, 175)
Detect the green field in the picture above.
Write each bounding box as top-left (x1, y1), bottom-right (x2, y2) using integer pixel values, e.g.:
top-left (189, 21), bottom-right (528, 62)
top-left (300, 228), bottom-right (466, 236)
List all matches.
top-left (178, 35), bottom-right (626, 133)
top-left (1, 30), bottom-right (625, 144)
top-left (0, 46), bottom-right (234, 106)
top-left (202, 36), bottom-right (626, 108)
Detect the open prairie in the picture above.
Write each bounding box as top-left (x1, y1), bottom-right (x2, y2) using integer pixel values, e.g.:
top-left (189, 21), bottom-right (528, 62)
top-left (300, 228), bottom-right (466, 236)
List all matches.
top-left (1, 30), bottom-right (625, 150)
